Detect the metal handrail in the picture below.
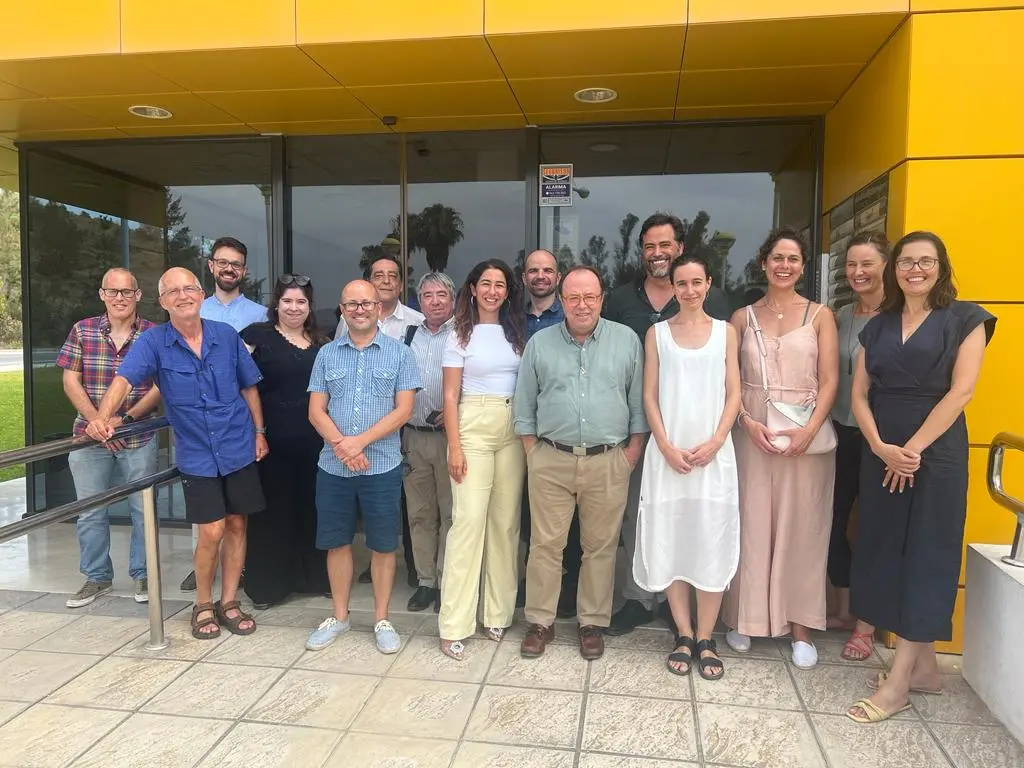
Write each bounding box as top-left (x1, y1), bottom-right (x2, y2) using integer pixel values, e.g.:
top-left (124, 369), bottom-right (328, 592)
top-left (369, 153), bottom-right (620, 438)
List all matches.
top-left (986, 432), bottom-right (1024, 568)
top-left (0, 417), bottom-right (177, 650)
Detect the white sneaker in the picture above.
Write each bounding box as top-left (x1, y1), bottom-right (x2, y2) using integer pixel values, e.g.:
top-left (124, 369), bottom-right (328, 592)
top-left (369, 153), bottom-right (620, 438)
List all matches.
top-left (792, 640), bottom-right (818, 669)
top-left (726, 630), bottom-right (751, 653)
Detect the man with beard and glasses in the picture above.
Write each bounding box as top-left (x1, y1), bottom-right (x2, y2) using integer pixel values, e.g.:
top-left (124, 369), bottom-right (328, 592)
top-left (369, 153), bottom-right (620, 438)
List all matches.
top-left (518, 250), bottom-right (583, 619)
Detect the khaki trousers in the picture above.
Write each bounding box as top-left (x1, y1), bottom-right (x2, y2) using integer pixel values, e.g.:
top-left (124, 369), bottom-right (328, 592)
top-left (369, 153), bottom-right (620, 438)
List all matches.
top-left (525, 440), bottom-right (632, 628)
top-left (438, 396), bottom-right (525, 641)
top-left (402, 428), bottom-right (452, 588)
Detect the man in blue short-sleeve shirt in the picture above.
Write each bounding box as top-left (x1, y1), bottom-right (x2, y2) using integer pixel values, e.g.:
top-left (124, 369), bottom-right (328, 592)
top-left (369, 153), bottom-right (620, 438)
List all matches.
top-left (305, 279), bottom-right (421, 656)
top-left (87, 267), bottom-right (268, 641)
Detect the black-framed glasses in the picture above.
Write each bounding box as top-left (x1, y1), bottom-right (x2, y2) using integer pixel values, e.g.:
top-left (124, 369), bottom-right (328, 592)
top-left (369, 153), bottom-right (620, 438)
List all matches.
top-left (341, 300), bottom-right (380, 312)
top-left (279, 274), bottom-right (311, 287)
top-left (99, 288), bottom-right (140, 299)
top-left (210, 257), bottom-right (245, 271)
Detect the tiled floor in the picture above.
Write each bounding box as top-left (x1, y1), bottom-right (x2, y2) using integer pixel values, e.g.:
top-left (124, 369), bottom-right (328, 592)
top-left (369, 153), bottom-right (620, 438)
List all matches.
top-left (0, 512), bottom-right (1021, 767)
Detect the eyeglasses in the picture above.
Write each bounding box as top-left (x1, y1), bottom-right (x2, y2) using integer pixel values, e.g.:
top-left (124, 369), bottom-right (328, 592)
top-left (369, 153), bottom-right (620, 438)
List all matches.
top-left (562, 294), bottom-right (602, 307)
top-left (341, 300), bottom-right (380, 312)
top-left (160, 285), bottom-right (203, 299)
top-left (895, 257), bottom-right (938, 272)
top-left (210, 257), bottom-right (245, 271)
top-left (99, 288), bottom-right (140, 299)
top-left (279, 274), bottom-right (311, 287)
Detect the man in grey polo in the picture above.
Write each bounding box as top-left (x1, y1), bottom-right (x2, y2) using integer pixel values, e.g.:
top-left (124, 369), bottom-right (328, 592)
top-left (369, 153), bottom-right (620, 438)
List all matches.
top-left (513, 265), bottom-right (646, 661)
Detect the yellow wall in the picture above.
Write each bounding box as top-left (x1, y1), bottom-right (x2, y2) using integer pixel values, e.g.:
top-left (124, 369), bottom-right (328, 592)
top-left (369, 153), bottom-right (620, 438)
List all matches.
top-left (824, 6), bottom-right (1024, 653)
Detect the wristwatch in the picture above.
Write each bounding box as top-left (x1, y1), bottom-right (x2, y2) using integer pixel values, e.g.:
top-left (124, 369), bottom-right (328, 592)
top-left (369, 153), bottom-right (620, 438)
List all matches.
top-left (121, 413), bottom-right (135, 425)
top-left (255, 427), bottom-right (267, 435)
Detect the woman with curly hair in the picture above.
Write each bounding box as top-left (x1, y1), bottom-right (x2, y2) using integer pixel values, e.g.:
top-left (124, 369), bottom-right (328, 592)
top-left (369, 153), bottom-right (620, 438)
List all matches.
top-left (438, 259), bottom-right (527, 660)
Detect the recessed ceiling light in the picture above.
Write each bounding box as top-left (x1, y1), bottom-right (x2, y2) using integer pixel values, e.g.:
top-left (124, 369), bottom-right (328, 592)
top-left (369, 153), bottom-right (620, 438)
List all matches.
top-left (589, 142), bottom-right (619, 152)
top-left (128, 105), bottom-right (173, 120)
top-left (574, 87), bottom-right (618, 104)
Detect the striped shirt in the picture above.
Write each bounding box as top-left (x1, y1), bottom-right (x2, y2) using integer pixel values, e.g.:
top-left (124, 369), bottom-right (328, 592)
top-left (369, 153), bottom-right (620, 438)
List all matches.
top-left (407, 319), bottom-right (453, 428)
top-left (55, 314), bottom-right (156, 449)
top-left (308, 330), bottom-right (422, 477)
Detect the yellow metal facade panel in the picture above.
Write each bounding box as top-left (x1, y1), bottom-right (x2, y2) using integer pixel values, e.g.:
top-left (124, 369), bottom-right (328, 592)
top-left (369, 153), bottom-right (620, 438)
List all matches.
top-left (0, 100), bottom-right (103, 134)
top-left (0, 0), bottom-right (120, 60)
top-left (52, 93), bottom-right (238, 127)
top-left (120, 0), bottom-right (296, 53)
top-left (198, 88), bottom-right (376, 124)
top-left (529, 108), bottom-right (677, 125)
top-left (901, 158), bottom-right (1024, 301)
top-left (0, 127), bottom-right (125, 142)
top-left (823, 20), bottom-right (912, 210)
top-left (677, 66), bottom-right (861, 108)
top-left (963, 304), bottom-right (1024, 447)
top-left (912, 0), bottom-right (1023, 9)
top-left (298, 0), bottom-right (483, 43)
top-left (347, 81), bottom-right (520, 118)
top-left (391, 114), bottom-right (527, 132)
top-left (487, 27), bottom-right (686, 79)
top-left (512, 72), bottom-right (680, 115)
top-left (683, 14), bottom-right (905, 70)
top-left (484, 0), bottom-right (686, 34)
top-left (689, 0), bottom-right (909, 23)
top-left (885, 162), bottom-right (909, 244)
top-left (136, 49), bottom-right (340, 92)
top-left (247, 119), bottom-right (390, 135)
top-left (674, 104), bottom-right (831, 120)
top-left (0, 82), bottom-right (42, 101)
top-left (0, 56), bottom-right (185, 99)
top-left (961, 447), bottom-right (1024, 583)
top-left (936, 587), bottom-right (965, 654)
top-left (906, 10), bottom-right (1024, 158)
top-left (117, 124), bottom-right (258, 138)
top-left (304, 39), bottom-right (504, 87)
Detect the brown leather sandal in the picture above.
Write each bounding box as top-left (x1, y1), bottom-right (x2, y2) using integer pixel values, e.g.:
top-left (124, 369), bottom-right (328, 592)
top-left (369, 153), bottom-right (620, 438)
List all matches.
top-left (214, 600), bottom-right (257, 636)
top-left (191, 602), bottom-right (221, 640)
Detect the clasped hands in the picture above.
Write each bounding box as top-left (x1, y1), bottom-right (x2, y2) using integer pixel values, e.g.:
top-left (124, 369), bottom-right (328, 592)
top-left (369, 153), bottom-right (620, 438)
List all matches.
top-left (658, 437), bottom-right (724, 474)
top-left (331, 434), bottom-right (369, 473)
top-left (876, 442), bottom-right (921, 493)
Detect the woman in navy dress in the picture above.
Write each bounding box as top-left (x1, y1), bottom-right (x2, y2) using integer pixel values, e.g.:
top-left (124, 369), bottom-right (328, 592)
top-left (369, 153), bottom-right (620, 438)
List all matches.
top-left (846, 232), bottom-right (995, 723)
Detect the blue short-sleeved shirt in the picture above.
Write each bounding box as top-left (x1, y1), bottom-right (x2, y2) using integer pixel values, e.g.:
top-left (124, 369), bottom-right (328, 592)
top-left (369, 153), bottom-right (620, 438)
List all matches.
top-left (308, 330), bottom-right (422, 478)
top-left (200, 294), bottom-right (268, 333)
top-left (526, 296), bottom-right (565, 341)
top-left (117, 319), bottom-right (264, 478)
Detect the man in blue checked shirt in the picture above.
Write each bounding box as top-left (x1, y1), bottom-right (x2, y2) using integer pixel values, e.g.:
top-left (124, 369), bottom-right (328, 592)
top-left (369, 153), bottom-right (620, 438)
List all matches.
top-left (305, 279), bottom-right (421, 655)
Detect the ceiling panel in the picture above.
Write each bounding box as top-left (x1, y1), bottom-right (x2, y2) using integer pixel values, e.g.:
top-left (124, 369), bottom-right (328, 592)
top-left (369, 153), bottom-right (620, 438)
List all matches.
top-left (248, 119), bottom-right (390, 135)
top-left (511, 72), bottom-right (680, 114)
top-left (674, 103), bottom-right (831, 120)
top-left (484, 0), bottom-right (686, 34)
top-left (137, 48), bottom-right (340, 92)
top-left (120, 0), bottom-right (296, 53)
top-left (298, 0), bottom-right (484, 43)
top-left (392, 114), bottom-right (527, 133)
top-left (52, 92), bottom-right (239, 127)
top-left (684, 14), bottom-right (905, 70)
top-left (0, 100), bottom-right (105, 134)
top-left (677, 65), bottom-right (861, 107)
top-left (530, 107), bottom-right (677, 126)
top-left (488, 27), bottom-right (686, 80)
top-left (198, 88), bottom-right (376, 123)
top-left (347, 81), bottom-right (520, 119)
top-left (118, 123), bottom-right (257, 138)
top-left (0, 55), bottom-right (186, 99)
top-left (304, 38), bottom-right (504, 87)
top-left (687, 0), bottom-right (908, 24)
top-left (0, 81), bottom-right (43, 101)
top-left (2, 127), bottom-right (127, 142)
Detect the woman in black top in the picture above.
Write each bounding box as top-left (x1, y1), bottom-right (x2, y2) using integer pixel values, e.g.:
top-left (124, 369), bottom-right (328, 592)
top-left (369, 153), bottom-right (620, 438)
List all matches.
top-left (240, 275), bottom-right (331, 608)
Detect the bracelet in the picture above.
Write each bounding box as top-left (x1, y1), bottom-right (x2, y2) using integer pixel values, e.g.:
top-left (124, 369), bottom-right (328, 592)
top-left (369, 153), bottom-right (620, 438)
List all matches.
top-left (736, 411), bottom-right (749, 428)
top-left (255, 427), bottom-right (266, 435)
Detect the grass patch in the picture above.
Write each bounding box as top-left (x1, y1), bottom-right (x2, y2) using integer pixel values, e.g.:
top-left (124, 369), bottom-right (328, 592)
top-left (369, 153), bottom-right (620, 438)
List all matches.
top-left (0, 370), bottom-right (25, 481)
top-left (0, 367), bottom-right (78, 482)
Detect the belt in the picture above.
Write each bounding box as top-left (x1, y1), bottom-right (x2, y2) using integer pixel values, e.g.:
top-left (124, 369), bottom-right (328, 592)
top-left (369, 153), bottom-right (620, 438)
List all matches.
top-left (541, 437), bottom-right (624, 457)
top-left (406, 423), bottom-right (444, 433)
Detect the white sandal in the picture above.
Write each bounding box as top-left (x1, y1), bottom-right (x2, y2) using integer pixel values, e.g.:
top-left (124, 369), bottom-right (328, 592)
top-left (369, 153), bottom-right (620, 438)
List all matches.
top-left (484, 626), bottom-right (505, 642)
top-left (440, 639), bottom-right (465, 661)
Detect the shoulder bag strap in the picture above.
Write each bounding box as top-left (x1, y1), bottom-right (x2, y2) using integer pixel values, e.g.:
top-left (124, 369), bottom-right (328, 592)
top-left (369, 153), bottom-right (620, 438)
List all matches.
top-left (746, 305), bottom-right (771, 402)
top-left (403, 325), bottom-right (418, 346)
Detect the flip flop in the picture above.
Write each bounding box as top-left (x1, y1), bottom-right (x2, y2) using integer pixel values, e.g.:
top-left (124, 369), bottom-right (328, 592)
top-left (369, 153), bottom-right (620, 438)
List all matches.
top-left (846, 698), bottom-right (911, 723)
top-left (868, 671), bottom-right (943, 696)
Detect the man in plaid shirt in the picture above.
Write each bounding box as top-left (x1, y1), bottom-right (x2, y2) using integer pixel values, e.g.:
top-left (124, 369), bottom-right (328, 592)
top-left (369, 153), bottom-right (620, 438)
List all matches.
top-left (56, 268), bottom-right (163, 608)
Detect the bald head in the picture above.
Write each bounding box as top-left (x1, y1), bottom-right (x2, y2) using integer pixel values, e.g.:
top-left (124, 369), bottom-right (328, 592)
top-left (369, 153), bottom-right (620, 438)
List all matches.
top-left (158, 267), bottom-right (201, 296)
top-left (102, 267), bottom-right (138, 290)
top-left (340, 279), bottom-right (381, 335)
top-left (523, 249), bottom-right (559, 300)
top-left (340, 279), bottom-right (378, 304)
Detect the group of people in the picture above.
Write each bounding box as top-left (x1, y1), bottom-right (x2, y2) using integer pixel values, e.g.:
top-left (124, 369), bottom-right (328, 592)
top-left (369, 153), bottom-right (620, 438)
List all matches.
top-left (58, 214), bottom-right (994, 724)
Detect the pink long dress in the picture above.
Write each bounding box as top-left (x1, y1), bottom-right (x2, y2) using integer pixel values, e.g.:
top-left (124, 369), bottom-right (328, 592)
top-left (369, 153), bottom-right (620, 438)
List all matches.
top-left (722, 306), bottom-right (836, 637)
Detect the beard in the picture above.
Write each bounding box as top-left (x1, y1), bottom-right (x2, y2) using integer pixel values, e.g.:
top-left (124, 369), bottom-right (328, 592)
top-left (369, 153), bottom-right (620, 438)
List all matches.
top-left (528, 281), bottom-right (556, 299)
top-left (215, 274), bottom-right (241, 292)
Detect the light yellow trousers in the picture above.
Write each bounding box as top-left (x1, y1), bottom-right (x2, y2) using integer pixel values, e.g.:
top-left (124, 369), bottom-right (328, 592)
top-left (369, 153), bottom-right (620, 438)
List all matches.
top-left (438, 396), bottom-right (525, 641)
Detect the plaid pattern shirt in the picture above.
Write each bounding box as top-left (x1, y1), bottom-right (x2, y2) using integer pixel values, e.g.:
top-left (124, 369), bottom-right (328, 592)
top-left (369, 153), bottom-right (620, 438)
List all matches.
top-left (56, 314), bottom-right (157, 449)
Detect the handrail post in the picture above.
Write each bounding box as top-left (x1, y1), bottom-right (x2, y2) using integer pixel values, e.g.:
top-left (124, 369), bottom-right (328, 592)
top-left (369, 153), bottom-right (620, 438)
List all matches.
top-left (987, 434), bottom-right (1024, 569)
top-left (141, 486), bottom-right (170, 651)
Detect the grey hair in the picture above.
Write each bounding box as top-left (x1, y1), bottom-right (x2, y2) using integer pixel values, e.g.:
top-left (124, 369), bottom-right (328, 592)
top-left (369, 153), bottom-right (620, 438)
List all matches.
top-left (157, 268), bottom-right (201, 296)
top-left (101, 267), bottom-right (138, 290)
top-left (417, 271), bottom-right (456, 299)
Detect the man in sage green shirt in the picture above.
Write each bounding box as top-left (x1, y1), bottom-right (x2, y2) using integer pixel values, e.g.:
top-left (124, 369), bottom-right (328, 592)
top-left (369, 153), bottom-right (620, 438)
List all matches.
top-left (513, 265), bottom-right (647, 661)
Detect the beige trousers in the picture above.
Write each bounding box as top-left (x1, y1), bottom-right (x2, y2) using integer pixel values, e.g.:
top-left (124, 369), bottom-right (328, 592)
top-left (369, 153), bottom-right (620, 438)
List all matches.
top-left (438, 396), bottom-right (524, 641)
top-left (525, 440), bottom-right (632, 627)
top-left (402, 428), bottom-right (453, 588)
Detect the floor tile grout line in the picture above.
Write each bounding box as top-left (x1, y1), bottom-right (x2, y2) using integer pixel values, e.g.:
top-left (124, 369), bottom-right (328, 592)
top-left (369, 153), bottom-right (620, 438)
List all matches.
top-left (782, 654), bottom-right (835, 768)
top-left (60, 707), bottom-right (133, 768)
top-left (573, 656), bottom-right (593, 768)
top-left (690, 660), bottom-right (705, 766)
top-left (914, 709), bottom-right (963, 768)
top-left (447, 636), bottom-right (503, 768)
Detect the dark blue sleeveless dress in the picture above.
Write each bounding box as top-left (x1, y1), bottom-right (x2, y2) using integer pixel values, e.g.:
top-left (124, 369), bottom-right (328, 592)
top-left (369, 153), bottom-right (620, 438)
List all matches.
top-left (850, 300), bottom-right (996, 642)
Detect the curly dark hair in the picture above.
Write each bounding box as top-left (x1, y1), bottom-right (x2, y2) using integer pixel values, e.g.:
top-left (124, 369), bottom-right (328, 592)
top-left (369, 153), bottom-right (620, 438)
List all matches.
top-left (879, 231), bottom-right (957, 313)
top-left (453, 259), bottom-right (526, 355)
top-left (757, 226), bottom-right (809, 267)
top-left (267, 276), bottom-right (329, 345)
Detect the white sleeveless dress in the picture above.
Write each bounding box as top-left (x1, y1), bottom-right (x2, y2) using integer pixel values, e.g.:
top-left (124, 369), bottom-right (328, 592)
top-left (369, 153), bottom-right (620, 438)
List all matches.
top-left (632, 319), bottom-right (740, 593)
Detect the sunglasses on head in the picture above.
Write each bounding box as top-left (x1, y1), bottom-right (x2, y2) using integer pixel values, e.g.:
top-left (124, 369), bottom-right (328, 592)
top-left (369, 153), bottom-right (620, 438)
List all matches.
top-left (278, 274), bottom-right (311, 287)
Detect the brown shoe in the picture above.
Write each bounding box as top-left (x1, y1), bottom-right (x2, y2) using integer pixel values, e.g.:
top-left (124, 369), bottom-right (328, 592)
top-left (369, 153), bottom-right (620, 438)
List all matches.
top-left (579, 624), bottom-right (605, 660)
top-left (520, 623), bottom-right (554, 657)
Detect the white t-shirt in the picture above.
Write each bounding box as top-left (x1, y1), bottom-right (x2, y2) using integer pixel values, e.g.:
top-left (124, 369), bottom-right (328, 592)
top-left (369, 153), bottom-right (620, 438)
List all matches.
top-left (442, 324), bottom-right (520, 396)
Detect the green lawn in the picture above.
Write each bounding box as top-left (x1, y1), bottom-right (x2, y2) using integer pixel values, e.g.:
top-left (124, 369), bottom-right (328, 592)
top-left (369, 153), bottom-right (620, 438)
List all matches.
top-left (0, 370), bottom-right (25, 481)
top-left (0, 367), bottom-right (77, 482)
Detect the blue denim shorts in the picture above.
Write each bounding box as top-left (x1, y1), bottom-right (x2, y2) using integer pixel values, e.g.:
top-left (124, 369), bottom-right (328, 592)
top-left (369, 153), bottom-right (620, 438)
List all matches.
top-left (315, 465), bottom-right (403, 553)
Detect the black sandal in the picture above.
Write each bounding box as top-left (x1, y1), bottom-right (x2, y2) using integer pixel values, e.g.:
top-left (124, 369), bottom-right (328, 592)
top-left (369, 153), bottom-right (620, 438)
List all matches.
top-left (696, 638), bottom-right (725, 680)
top-left (191, 602), bottom-right (220, 640)
top-left (667, 634), bottom-right (695, 676)
top-left (214, 600), bottom-right (257, 636)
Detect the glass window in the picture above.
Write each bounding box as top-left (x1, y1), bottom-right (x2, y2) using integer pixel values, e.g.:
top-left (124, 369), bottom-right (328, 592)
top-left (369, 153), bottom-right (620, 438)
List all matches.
top-left (406, 131), bottom-right (525, 299)
top-left (289, 135), bottom-right (401, 332)
top-left (538, 123), bottom-right (817, 311)
top-left (22, 139), bottom-right (273, 519)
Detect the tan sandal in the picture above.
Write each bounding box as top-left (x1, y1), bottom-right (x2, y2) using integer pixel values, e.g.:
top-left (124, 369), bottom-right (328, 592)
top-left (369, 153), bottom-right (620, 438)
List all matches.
top-left (847, 697), bottom-right (911, 723)
top-left (842, 629), bottom-right (875, 661)
top-left (868, 671), bottom-right (943, 696)
top-left (484, 626), bottom-right (505, 642)
top-left (440, 639), bottom-right (465, 661)
top-left (191, 602), bottom-right (220, 640)
top-left (214, 600), bottom-right (256, 636)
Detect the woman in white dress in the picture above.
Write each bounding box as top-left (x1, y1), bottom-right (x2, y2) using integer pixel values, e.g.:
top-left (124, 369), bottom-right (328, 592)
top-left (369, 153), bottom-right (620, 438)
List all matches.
top-left (633, 253), bottom-right (742, 680)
